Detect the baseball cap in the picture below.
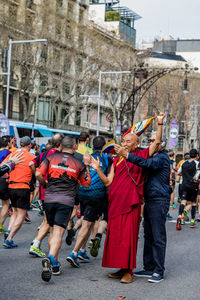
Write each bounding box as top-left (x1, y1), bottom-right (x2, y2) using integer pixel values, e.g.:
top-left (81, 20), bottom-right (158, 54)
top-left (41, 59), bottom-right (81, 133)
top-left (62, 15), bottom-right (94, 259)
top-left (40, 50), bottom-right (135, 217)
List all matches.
top-left (20, 136), bottom-right (32, 147)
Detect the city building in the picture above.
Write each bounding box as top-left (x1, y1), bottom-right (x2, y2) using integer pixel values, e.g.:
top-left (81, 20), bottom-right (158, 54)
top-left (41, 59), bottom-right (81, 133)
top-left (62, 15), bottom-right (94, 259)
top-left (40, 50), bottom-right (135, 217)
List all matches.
top-left (89, 0), bottom-right (141, 46)
top-left (0, 0), bottom-right (137, 139)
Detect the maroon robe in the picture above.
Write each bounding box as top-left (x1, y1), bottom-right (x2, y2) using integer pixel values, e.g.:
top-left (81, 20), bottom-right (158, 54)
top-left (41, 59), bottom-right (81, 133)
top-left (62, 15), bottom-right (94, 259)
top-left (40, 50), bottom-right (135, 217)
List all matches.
top-left (102, 147), bottom-right (149, 270)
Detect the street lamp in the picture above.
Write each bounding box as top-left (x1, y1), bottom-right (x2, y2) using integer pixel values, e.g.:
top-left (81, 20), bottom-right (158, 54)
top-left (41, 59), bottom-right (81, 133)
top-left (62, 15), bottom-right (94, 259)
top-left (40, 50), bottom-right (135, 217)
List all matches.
top-left (80, 70), bottom-right (131, 135)
top-left (5, 38), bottom-right (47, 118)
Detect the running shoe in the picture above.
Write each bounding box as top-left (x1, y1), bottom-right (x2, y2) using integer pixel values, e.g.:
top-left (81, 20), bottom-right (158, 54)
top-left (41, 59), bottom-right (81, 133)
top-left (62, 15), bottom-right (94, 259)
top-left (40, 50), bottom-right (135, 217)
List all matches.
top-left (41, 257), bottom-right (52, 282)
top-left (177, 198), bottom-right (181, 203)
top-left (0, 224), bottom-right (8, 233)
top-left (65, 229), bottom-right (75, 246)
top-left (183, 209), bottom-right (189, 222)
top-left (88, 240), bottom-right (93, 248)
top-left (170, 204), bottom-right (175, 210)
top-left (90, 237), bottom-right (101, 257)
top-left (77, 250), bottom-right (90, 262)
top-left (190, 219), bottom-right (196, 228)
top-left (67, 252), bottom-right (80, 268)
top-left (38, 209), bottom-right (44, 216)
top-left (52, 262), bottom-right (61, 276)
top-left (166, 213), bottom-right (173, 220)
top-left (31, 201), bottom-right (39, 208)
top-left (3, 239), bottom-right (18, 248)
top-left (176, 217), bottom-right (182, 231)
top-left (148, 273), bottom-right (163, 283)
top-left (180, 219), bottom-right (185, 225)
top-left (29, 245), bottom-right (46, 258)
top-left (24, 213), bottom-right (31, 223)
top-left (4, 231), bottom-right (10, 241)
top-left (134, 270), bottom-right (153, 278)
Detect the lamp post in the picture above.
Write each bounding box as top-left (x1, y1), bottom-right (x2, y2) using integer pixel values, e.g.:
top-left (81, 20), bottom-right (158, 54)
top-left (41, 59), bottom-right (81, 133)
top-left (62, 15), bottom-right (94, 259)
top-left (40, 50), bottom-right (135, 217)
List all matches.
top-left (80, 70), bottom-right (131, 135)
top-left (5, 39), bottom-right (47, 118)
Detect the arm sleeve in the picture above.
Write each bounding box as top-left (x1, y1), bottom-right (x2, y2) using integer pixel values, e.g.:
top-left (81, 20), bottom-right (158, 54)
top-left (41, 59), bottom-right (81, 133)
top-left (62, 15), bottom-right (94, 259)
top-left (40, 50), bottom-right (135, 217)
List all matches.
top-left (0, 162), bottom-right (13, 177)
top-left (127, 153), bottom-right (164, 170)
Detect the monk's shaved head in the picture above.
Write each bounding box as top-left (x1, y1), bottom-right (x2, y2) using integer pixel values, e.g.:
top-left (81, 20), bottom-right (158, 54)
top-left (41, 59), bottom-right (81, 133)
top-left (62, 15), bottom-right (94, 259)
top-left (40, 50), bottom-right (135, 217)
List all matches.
top-left (122, 133), bottom-right (139, 153)
top-left (125, 133), bottom-right (139, 143)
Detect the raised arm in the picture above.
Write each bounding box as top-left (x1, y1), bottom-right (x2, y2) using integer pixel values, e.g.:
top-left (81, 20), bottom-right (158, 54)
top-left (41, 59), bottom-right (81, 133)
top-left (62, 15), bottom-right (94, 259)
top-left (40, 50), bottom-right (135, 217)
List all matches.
top-left (149, 113), bottom-right (166, 157)
top-left (90, 156), bottom-right (115, 187)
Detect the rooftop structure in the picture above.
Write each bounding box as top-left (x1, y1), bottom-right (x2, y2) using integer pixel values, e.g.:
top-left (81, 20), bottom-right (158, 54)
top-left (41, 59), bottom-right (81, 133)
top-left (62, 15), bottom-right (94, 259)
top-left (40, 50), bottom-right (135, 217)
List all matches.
top-left (89, 0), bottom-right (141, 45)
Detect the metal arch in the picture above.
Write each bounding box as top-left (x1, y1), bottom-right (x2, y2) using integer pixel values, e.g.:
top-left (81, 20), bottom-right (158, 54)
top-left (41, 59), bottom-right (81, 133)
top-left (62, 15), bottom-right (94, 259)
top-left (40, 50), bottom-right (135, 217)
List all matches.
top-left (119, 68), bottom-right (178, 123)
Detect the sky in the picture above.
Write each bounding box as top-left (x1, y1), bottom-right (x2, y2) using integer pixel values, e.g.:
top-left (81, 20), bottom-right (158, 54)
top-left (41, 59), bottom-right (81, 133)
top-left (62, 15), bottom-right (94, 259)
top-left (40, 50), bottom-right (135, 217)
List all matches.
top-left (120, 0), bottom-right (200, 46)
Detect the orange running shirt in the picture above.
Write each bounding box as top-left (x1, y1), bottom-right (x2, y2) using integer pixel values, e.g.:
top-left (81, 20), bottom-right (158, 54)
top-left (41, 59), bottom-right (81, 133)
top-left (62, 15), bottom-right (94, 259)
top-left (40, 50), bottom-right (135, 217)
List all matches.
top-left (5, 149), bottom-right (36, 189)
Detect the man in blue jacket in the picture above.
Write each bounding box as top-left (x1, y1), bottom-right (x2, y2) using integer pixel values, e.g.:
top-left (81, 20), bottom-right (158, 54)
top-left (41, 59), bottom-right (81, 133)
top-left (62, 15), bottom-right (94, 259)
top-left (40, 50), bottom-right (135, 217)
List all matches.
top-left (115, 134), bottom-right (171, 283)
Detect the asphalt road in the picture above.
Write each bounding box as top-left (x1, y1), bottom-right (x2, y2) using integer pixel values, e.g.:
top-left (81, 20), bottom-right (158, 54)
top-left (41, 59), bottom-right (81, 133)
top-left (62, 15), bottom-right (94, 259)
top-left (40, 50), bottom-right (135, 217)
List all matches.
top-left (0, 200), bottom-right (200, 300)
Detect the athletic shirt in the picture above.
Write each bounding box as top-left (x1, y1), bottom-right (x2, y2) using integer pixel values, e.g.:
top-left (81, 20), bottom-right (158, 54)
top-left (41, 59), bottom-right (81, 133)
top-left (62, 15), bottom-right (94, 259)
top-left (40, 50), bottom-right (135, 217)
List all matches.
top-left (79, 151), bottom-right (112, 200)
top-left (181, 160), bottom-right (200, 189)
top-left (37, 152), bottom-right (91, 207)
top-left (5, 149), bottom-right (36, 189)
top-left (76, 144), bottom-right (93, 155)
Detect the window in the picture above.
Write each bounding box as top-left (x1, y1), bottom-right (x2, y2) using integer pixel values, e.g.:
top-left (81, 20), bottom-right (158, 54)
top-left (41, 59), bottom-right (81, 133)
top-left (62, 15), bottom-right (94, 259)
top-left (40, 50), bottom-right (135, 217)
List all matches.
top-left (79, 9), bottom-right (84, 24)
top-left (100, 112), bottom-right (103, 125)
top-left (26, 0), bottom-right (35, 10)
top-left (177, 138), bottom-right (183, 149)
top-left (78, 33), bottom-right (84, 48)
top-left (53, 49), bottom-right (61, 65)
top-left (38, 98), bottom-right (52, 121)
top-left (17, 128), bottom-right (43, 138)
top-left (76, 86), bottom-right (82, 97)
top-left (61, 107), bottom-right (69, 121)
top-left (87, 111), bottom-right (90, 122)
top-left (41, 45), bottom-right (48, 63)
top-left (76, 111), bottom-right (81, 126)
top-left (64, 55), bottom-right (71, 73)
top-left (56, 0), bottom-right (63, 11)
top-left (63, 82), bottom-right (70, 95)
top-left (76, 58), bottom-right (83, 73)
top-left (67, 2), bottom-right (74, 19)
top-left (40, 75), bottom-right (48, 93)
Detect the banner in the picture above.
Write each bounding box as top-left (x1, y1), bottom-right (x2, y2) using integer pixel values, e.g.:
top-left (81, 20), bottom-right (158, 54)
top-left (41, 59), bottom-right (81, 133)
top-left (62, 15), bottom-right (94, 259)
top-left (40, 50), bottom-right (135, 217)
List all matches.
top-left (168, 119), bottom-right (179, 149)
top-left (0, 114), bottom-right (10, 137)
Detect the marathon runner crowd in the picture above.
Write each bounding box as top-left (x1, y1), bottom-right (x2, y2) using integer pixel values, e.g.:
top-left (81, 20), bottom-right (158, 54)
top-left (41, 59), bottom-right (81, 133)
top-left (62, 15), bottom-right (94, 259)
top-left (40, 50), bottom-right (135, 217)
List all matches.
top-left (0, 112), bottom-right (200, 284)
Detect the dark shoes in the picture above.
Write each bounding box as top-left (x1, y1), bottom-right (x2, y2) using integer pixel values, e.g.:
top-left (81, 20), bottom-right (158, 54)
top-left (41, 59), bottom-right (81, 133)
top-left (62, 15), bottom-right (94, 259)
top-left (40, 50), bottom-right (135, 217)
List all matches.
top-left (148, 273), bottom-right (164, 283)
top-left (134, 270), bottom-right (153, 278)
top-left (41, 258), bottom-right (52, 282)
top-left (65, 229), bottom-right (76, 246)
top-left (108, 269), bottom-right (126, 279)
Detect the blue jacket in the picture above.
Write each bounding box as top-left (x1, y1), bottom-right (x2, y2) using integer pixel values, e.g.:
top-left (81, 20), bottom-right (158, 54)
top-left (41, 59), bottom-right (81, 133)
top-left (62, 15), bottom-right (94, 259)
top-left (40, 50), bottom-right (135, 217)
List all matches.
top-left (127, 150), bottom-right (171, 202)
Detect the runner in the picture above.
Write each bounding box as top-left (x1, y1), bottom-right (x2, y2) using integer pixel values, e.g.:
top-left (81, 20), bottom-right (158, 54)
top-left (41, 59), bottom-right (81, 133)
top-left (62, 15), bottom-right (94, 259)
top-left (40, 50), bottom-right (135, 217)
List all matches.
top-left (176, 149), bottom-right (200, 230)
top-left (3, 136), bottom-right (36, 248)
top-left (28, 134), bottom-right (64, 257)
top-left (36, 136), bottom-right (91, 282)
top-left (0, 135), bottom-right (12, 233)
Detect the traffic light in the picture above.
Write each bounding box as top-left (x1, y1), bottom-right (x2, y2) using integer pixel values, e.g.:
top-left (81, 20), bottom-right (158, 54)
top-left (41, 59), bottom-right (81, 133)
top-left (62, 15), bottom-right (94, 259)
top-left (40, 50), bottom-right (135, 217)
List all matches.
top-left (2, 49), bottom-right (8, 69)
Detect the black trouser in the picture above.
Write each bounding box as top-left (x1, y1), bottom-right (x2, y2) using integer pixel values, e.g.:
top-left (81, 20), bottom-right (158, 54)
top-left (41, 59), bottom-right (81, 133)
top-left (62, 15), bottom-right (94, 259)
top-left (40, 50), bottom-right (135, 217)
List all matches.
top-left (143, 200), bottom-right (170, 276)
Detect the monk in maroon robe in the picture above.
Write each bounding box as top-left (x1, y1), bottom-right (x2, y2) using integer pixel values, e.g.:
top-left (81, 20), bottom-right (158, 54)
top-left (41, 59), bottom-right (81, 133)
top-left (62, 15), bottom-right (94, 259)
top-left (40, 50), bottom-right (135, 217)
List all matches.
top-left (90, 115), bottom-right (165, 283)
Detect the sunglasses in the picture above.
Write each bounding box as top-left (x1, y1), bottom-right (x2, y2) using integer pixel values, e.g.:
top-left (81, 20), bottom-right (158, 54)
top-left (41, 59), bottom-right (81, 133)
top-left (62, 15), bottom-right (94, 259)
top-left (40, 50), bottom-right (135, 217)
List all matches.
top-left (149, 139), bottom-right (155, 143)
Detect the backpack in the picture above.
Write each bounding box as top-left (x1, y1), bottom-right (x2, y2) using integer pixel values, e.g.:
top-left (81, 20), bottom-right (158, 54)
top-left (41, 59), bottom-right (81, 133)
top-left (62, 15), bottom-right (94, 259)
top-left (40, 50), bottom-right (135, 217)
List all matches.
top-left (79, 151), bottom-right (108, 199)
